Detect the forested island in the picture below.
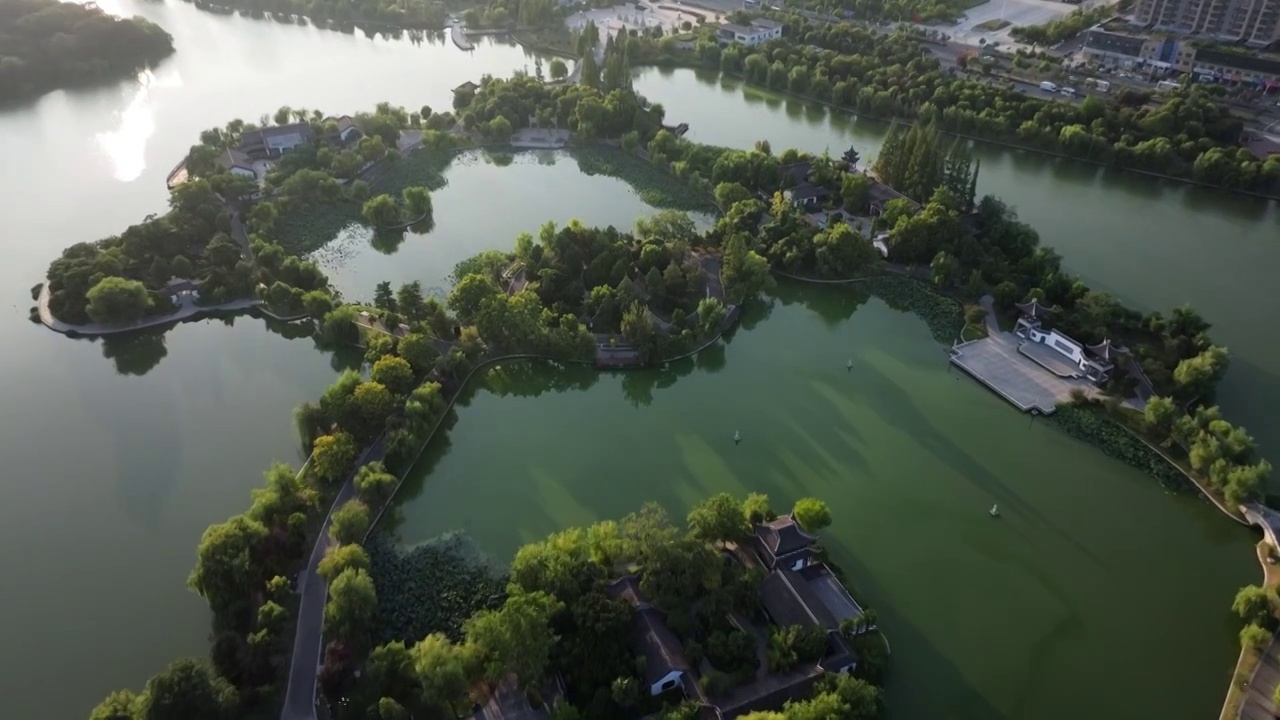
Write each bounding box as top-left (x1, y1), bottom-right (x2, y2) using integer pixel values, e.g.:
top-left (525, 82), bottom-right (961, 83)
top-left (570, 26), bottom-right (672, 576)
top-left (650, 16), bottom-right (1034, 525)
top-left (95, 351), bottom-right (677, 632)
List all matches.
top-left (0, 0), bottom-right (174, 102)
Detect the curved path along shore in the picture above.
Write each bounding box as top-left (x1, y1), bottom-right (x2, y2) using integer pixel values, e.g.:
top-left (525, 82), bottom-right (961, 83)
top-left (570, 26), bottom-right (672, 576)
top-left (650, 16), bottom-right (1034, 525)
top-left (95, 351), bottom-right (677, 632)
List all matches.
top-left (36, 283), bottom-right (263, 337)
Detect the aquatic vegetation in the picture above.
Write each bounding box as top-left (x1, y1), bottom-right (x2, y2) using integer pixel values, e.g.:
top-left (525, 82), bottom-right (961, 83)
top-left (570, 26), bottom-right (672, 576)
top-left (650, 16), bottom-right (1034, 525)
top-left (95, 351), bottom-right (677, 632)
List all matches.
top-left (1043, 405), bottom-right (1190, 491)
top-left (366, 531), bottom-right (507, 645)
top-left (864, 276), bottom-right (963, 345)
top-left (573, 145), bottom-right (718, 214)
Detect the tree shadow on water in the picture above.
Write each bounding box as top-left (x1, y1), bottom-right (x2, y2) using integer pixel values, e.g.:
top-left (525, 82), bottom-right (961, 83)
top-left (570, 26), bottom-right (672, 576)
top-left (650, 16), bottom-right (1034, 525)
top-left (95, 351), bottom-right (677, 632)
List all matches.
top-left (100, 329), bottom-right (169, 376)
top-left (830, 546), bottom-right (1016, 720)
top-left (694, 339), bottom-right (726, 373)
top-left (370, 228), bottom-right (408, 255)
top-left (772, 280), bottom-right (870, 328)
top-left (849, 361), bottom-right (1109, 572)
top-left (738, 296), bottom-right (775, 332)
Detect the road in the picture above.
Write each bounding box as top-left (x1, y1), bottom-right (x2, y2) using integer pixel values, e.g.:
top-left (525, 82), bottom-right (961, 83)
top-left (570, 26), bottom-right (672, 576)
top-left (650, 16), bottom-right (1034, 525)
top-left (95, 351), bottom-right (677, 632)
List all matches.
top-left (280, 438), bottom-right (386, 720)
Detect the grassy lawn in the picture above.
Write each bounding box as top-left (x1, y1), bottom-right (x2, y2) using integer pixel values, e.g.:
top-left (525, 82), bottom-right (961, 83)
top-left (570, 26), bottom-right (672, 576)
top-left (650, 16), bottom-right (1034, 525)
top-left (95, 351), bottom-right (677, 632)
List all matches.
top-left (974, 19), bottom-right (1011, 31)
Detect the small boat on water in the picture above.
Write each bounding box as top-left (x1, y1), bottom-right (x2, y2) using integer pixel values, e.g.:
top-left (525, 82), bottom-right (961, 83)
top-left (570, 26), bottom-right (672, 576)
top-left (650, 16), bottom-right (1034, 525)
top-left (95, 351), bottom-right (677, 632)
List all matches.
top-left (733, 430), bottom-right (741, 444)
top-left (989, 504), bottom-right (1000, 518)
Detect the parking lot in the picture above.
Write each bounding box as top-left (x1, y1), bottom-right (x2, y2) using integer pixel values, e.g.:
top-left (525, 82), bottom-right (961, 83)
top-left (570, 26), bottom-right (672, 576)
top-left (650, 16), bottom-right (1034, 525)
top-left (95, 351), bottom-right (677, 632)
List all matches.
top-left (948, 0), bottom-right (1121, 46)
top-left (566, 1), bottom-right (725, 45)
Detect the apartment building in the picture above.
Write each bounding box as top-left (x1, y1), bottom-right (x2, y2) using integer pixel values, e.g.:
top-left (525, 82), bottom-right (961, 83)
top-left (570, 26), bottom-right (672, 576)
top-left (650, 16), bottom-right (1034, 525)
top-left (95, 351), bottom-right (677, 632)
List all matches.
top-left (1132, 0), bottom-right (1280, 47)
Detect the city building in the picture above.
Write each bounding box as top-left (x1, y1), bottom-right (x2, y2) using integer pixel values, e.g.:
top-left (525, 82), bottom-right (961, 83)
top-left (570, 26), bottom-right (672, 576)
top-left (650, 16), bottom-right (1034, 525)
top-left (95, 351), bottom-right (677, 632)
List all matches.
top-left (1192, 48), bottom-right (1280, 85)
top-left (1132, 0), bottom-right (1280, 47)
top-left (1081, 30), bottom-right (1196, 72)
top-left (716, 18), bottom-right (784, 46)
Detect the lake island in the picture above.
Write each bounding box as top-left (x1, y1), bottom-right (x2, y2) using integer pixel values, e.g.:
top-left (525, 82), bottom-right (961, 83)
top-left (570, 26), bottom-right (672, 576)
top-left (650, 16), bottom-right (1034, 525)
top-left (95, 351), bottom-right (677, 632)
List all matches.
top-left (28, 8), bottom-right (1280, 720)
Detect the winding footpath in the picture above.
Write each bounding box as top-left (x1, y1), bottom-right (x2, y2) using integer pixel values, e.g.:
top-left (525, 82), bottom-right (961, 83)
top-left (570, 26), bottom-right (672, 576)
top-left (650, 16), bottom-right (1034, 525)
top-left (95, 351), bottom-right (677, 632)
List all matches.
top-left (36, 282), bottom-right (263, 337)
top-left (281, 438), bottom-right (386, 720)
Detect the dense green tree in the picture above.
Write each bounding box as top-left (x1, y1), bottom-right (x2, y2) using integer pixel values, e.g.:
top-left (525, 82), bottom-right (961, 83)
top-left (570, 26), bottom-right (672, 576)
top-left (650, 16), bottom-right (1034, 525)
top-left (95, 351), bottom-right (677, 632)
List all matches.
top-left (742, 492), bottom-right (774, 524)
top-left (354, 461), bottom-right (400, 505)
top-left (549, 59), bottom-right (568, 80)
top-left (402, 186), bottom-right (433, 219)
top-left (302, 290), bottom-right (335, 319)
top-left (371, 355), bottom-right (415, 396)
top-left (1241, 623), bottom-right (1272, 650)
top-left (320, 305), bottom-right (362, 346)
top-left (188, 515), bottom-right (269, 620)
top-left (86, 277), bottom-right (153, 326)
top-left (352, 381), bottom-right (395, 437)
top-left (1142, 396), bottom-right (1179, 443)
top-left (722, 233), bottom-right (773, 302)
top-left (0, 0), bottom-right (174, 101)
top-left (696, 297), bottom-right (728, 337)
top-left (687, 492), bottom-right (749, 545)
top-left (448, 274), bottom-right (504, 325)
top-left (363, 194), bottom-right (403, 228)
top-left (409, 634), bottom-right (474, 717)
top-left (1173, 345), bottom-right (1230, 400)
top-left (1233, 585), bottom-right (1275, 625)
top-left (329, 499), bottom-right (371, 545)
top-left (89, 690), bottom-right (142, 720)
top-left (138, 658), bottom-right (237, 720)
top-left (325, 568), bottom-right (378, 644)
top-left (312, 431), bottom-right (359, 485)
top-left (396, 333), bottom-right (438, 373)
top-left (465, 591), bottom-right (564, 687)
top-left (318, 543), bottom-right (371, 583)
top-left (793, 497), bottom-right (831, 531)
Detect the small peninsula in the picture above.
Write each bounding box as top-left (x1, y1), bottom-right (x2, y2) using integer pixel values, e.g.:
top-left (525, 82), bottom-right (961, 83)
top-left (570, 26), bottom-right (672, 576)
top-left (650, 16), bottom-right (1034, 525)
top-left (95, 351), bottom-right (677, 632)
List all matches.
top-left (0, 0), bottom-right (174, 103)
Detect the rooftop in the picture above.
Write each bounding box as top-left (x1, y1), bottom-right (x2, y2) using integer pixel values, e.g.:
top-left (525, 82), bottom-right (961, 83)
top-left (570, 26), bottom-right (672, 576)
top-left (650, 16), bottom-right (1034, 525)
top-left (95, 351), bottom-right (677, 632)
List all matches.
top-left (1194, 48), bottom-right (1280, 76)
top-left (758, 566), bottom-right (837, 630)
top-left (606, 576), bottom-right (695, 689)
top-left (756, 514), bottom-right (818, 559)
top-left (783, 184), bottom-right (831, 202)
top-left (1016, 298), bottom-right (1051, 320)
top-left (718, 22), bottom-right (759, 36)
top-left (1087, 338), bottom-right (1126, 363)
top-left (750, 18), bottom-right (783, 29)
top-left (778, 161), bottom-right (812, 186)
top-left (1083, 29), bottom-right (1146, 57)
top-left (216, 147), bottom-right (253, 171)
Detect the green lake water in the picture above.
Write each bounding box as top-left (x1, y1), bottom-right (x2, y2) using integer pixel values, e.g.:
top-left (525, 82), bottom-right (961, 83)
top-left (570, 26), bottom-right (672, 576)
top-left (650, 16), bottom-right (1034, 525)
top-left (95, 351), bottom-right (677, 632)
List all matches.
top-left (0, 2), bottom-right (1271, 717)
top-left (392, 284), bottom-right (1256, 720)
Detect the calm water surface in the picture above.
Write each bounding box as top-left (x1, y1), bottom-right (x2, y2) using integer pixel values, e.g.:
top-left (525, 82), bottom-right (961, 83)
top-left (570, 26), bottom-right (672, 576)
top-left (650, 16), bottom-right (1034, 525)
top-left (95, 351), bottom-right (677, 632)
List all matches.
top-left (0, 3), bottom-right (1272, 718)
top-left (394, 288), bottom-right (1256, 720)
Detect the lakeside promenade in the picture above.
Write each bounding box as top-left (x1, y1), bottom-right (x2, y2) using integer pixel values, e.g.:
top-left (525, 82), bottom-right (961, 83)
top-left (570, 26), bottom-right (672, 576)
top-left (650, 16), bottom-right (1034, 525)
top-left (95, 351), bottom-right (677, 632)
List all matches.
top-left (35, 282), bottom-right (264, 337)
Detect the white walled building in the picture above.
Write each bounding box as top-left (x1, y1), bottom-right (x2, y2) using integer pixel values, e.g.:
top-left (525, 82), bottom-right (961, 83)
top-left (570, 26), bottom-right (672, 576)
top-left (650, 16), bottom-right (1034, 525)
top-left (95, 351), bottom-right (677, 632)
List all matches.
top-left (716, 18), bottom-right (784, 46)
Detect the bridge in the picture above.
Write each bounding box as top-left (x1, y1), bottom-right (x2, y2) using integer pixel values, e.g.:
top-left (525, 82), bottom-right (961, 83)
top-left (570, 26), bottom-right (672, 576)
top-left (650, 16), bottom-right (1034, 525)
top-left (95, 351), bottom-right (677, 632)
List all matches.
top-left (1242, 503), bottom-right (1280, 550)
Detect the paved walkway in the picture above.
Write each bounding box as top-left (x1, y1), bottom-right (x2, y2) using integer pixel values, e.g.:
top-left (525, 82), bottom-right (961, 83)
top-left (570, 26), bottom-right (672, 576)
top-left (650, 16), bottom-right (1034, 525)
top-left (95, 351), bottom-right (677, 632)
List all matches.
top-left (36, 282), bottom-right (261, 337)
top-left (280, 438), bottom-right (386, 720)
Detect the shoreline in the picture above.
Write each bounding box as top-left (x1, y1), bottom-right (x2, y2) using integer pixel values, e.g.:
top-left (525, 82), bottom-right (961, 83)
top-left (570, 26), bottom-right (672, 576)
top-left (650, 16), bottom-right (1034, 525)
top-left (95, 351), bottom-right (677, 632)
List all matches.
top-left (630, 64), bottom-right (1280, 203)
top-left (35, 282), bottom-right (310, 337)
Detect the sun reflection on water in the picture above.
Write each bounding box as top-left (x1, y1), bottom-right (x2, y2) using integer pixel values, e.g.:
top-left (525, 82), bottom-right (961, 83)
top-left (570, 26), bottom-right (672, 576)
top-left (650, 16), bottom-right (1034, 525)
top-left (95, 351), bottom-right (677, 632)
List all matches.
top-left (95, 68), bottom-right (182, 182)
